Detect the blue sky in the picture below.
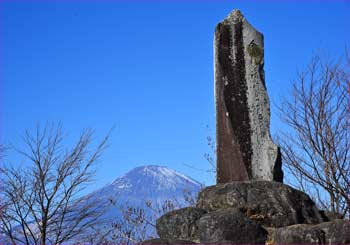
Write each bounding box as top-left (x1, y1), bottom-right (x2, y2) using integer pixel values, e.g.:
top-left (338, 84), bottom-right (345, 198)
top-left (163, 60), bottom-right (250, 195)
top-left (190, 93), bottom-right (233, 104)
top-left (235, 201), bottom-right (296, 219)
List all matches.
top-left (1, 1), bottom-right (350, 191)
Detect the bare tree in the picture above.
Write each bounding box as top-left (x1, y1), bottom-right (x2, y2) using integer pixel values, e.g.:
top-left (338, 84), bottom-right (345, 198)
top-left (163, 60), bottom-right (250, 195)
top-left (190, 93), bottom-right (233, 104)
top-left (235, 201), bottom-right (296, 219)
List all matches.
top-left (277, 51), bottom-right (350, 218)
top-left (204, 133), bottom-right (217, 181)
top-left (183, 126), bottom-right (217, 183)
top-left (82, 188), bottom-right (200, 244)
top-left (0, 124), bottom-right (110, 244)
top-left (108, 193), bottom-right (198, 244)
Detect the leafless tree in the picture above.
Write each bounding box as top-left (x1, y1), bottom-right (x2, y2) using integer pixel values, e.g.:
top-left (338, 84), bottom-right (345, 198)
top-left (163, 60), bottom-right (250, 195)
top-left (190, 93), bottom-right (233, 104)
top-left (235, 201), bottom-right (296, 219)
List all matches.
top-left (113, 193), bottom-right (198, 244)
top-left (0, 124), bottom-right (110, 244)
top-left (183, 126), bottom-right (217, 183)
top-left (82, 188), bottom-right (200, 244)
top-left (204, 133), bottom-right (217, 181)
top-left (277, 51), bottom-right (350, 218)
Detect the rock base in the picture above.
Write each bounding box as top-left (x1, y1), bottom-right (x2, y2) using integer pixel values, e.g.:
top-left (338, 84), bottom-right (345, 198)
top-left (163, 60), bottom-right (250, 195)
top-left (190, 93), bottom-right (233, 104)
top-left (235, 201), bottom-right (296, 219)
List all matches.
top-left (141, 181), bottom-right (349, 244)
top-left (197, 180), bottom-right (324, 227)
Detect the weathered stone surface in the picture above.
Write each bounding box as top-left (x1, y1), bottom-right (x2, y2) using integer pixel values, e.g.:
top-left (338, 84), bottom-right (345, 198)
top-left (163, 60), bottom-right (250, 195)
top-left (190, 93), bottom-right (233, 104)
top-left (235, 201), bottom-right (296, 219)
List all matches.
top-left (198, 208), bottom-right (268, 244)
top-left (317, 219), bottom-right (350, 244)
top-left (269, 219), bottom-right (350, 244)
top-left (156, 207), bottom-right (206, 242)
top-left (269, 224), bottom-right (326, 244)
top-left (215, 9), bottom-right (283, 183)
top-left (141, 238), bottom-right (195, 244)
top-left (196, 181), bottom-right (324, 227)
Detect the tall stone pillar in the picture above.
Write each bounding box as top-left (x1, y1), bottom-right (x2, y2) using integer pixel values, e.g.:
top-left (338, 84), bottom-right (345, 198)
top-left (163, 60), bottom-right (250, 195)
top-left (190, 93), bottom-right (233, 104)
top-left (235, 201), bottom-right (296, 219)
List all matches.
top-left (215, 9), bottom-right (283, 184)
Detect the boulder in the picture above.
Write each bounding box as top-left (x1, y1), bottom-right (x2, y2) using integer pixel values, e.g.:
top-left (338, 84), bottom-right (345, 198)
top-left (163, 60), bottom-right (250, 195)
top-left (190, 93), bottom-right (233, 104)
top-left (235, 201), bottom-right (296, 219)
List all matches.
top-left (198, 208), bottom-right (267, 244)
top-left (197, 181), bottom-right (324, 227)
top-left (318, 219), bottom-right (350, 244)
top-left (141, 238), bottom-right (195, 244)
top-left (156, 207), bottom-right (206, 242)
top-left (269, 224), bottom-right (326, 244)
top-left (269, 219), bottom-right (350, 244)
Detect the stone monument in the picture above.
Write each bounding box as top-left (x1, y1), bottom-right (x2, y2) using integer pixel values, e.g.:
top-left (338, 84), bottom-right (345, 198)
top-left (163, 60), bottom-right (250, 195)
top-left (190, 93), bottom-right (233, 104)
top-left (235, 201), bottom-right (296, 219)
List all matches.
top-left (214, 9), bottom-right (283, 183)
top-left (141, 10), bottom-right (349, 245)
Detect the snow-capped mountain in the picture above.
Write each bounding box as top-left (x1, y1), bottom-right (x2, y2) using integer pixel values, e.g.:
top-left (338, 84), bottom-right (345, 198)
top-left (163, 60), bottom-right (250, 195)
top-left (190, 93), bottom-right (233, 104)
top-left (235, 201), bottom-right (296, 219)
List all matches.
top-left (1, 165), bottom-right (203, 244)
top-left (80, 165), bottom-right (203, 242)
top-left (90, 165), bottom-right (202, 209)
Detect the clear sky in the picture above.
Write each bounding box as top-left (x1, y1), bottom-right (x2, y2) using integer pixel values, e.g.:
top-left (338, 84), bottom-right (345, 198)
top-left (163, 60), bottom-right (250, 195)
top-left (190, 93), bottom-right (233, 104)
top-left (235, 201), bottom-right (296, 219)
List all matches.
top-left (1, 1), bottom-right (350, 192)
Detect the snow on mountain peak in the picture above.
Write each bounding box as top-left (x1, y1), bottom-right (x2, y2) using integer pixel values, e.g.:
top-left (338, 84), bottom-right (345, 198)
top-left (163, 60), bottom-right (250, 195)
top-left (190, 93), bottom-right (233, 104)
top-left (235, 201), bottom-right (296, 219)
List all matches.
top-left (110, 165), bottom-right (201, 189)
top-left (92, 165), bottom-right (202, 207)
top-left (64, 165), bottom-right (203, 242)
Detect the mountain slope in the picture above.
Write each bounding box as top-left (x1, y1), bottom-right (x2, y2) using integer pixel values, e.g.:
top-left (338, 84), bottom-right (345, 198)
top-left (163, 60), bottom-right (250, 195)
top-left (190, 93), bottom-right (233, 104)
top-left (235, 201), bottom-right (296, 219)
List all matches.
top-left (90, 165), bottom-right (202, 209)
top-left (80, 165), bottom-right (203, 243)
top-left (1, 165), bottom-right (203, 244)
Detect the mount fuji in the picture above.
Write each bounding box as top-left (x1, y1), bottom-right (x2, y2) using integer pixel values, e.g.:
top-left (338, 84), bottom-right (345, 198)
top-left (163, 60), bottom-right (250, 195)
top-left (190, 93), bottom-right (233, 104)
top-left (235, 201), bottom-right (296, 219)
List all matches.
top-left (88, 165), bottom-right (203, 209)
top-left (80, 165), bottom-right (203, 242)
top-left (1, 165), bottom-right (203, 244)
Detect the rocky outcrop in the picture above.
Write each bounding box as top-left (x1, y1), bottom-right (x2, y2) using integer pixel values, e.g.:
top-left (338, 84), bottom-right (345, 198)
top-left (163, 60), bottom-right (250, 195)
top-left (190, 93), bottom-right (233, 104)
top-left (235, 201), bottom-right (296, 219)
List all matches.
top-left (317, 219), bottom-right (350, 244)
top-left (268, 224), bottom-right (326, 244)
top-left (215, 9), bottom-right (283, 183)
top-left (197, 181), bottom-right (324, 227)
top-left (141, 181), bottom-right (349, 244)
top-left (198, 208), bottom-right (267, 244)
top-left (156, 207), bottom-right (206, 242)
top-left (269, 219), bottom-right (350, 244)
top-left (141, 238), bottom-right (194, 244)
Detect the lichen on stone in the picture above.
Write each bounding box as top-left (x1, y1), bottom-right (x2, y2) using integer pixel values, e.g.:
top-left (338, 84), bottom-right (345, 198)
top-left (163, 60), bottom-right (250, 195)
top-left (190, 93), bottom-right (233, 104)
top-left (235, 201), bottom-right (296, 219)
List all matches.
top-left (247, 42), bottom-right (263, 65)
top-left (227, 9), bottom-right (244, 24)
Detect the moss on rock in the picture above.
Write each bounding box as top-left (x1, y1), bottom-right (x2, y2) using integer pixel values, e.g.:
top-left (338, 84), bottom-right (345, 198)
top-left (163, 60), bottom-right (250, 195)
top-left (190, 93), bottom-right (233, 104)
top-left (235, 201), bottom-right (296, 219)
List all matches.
top-left (247, 42), bottom-right (263, 65)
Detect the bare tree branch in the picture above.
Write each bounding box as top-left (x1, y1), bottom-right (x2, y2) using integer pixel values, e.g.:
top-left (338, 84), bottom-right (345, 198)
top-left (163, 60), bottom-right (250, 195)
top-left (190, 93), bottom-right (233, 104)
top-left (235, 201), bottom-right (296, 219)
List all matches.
top-left (276, 52), bottom-right (350, 218)
top-left (0, 124), bottom-right (111, 244)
